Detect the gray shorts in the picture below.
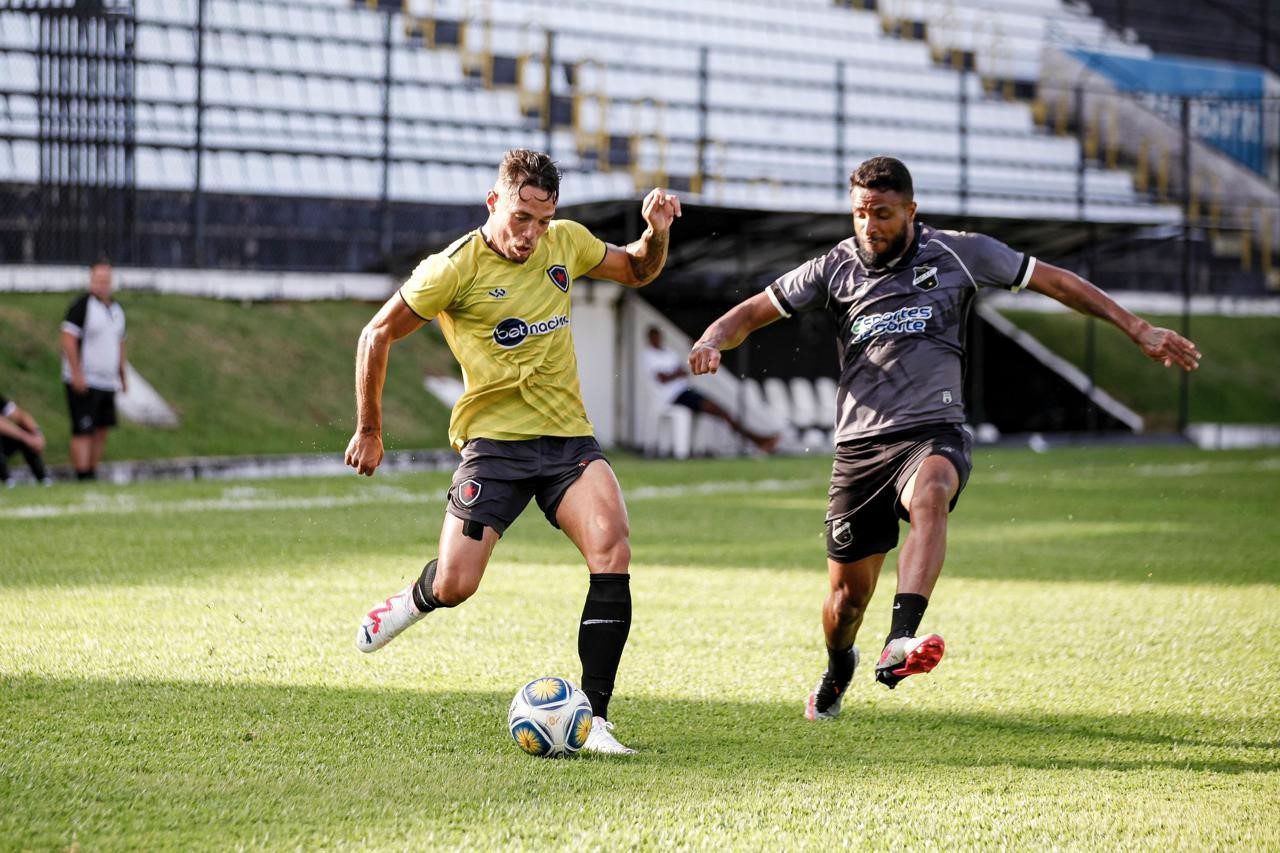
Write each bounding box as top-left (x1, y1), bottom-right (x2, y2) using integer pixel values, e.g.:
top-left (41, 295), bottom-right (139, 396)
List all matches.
top-left (825, 423), bottom-right (972, 564)
top-left (447, 436), bottom-right (607, 535)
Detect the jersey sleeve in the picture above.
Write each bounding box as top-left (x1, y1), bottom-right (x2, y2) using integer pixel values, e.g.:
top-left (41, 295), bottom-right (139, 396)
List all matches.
top-left (398, 253), bottom-right (462, 321)
top-left (0, 395), bottom-right (13, 418)
top-left (62, 293), bottom-right (89, 337)
top-left (560, 220), bottom-right (609, 279)
top-left (948, 231), bottom-right (1036, 291)
top-left (766, 254), bottom-right (829, 317)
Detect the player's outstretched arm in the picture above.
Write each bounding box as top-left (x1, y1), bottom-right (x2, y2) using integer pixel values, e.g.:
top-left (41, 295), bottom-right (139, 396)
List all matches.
top-left (1027, 261), bottom-right (1201, 372)
top-left (345, 295), bottom-right (424, 476)
top-left (587, 187), bottom-right (682, 287)
top-left (688, 291), bottom-right (784, 375)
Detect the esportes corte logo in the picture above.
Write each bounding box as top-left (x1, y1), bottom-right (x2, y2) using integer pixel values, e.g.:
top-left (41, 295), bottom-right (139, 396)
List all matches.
top-left (849, 305), bottom-right (933, 345)
top-left (492, 314), bottom-right (570, 348)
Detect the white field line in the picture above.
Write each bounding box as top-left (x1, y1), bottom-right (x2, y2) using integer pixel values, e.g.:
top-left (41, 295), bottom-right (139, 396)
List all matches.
top-left (0, 478), bottom-right (825, 520)
top-left (5, 458), bottom-right (1276, 520)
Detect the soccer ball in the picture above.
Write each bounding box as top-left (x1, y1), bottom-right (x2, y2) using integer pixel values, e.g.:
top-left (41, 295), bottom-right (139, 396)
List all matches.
top-left (507, 676), bottom-right (593, 758)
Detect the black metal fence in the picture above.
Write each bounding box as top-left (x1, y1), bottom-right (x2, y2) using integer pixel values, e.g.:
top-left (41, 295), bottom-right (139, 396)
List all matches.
top-left (0, 0), bottom-right (1276, 293)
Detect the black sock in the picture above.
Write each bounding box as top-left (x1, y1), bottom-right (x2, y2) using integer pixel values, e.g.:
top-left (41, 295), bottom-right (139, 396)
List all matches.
top-left (578, 573), bottom-right (631, 719)
top-left (827, 644), bottom-right (857, 683)
top-left (410, 559), bottom-right (448, 612)
top-left (886, 593), bottom-right (929, 644)
top-left (75, 469), bottom-right (95, 481)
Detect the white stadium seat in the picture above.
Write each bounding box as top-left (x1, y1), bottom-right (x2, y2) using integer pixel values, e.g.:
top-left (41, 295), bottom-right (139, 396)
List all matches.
top-left (0, 0), bottom-right (1172, 220)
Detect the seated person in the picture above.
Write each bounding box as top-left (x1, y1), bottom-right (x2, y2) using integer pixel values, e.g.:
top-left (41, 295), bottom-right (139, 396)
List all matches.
top-left (0, 393), bottom-right (51, 486)
top-left (643, 326), bottom-right (778, 453)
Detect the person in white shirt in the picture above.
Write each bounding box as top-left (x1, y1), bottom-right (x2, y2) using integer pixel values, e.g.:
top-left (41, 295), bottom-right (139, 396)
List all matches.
top-left (60, 259), bottom-right (128, 481)
top-left (644, 326), bottom-right (777, 452)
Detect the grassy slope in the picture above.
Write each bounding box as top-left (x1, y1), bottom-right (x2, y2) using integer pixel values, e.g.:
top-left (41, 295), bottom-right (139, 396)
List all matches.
top-left (1, 446), bottom-right (1277, 849)
top-left (6, 294), bottom-right (1275, 469)
top-left (999, 311), bottom-right (1280, 429)
top-left (0, 292), bottom-right (457, 464)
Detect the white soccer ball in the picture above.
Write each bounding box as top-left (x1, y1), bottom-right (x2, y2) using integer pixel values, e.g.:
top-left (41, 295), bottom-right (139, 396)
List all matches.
top-left (507, 676), bottom-right (593, 758)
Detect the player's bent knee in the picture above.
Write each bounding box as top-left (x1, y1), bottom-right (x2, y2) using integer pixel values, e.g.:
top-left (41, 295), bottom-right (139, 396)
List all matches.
top-left (830, 582), bottom-right (872, 616)
top-left (910, 479), bottom-right (953, 515)
top-left (589, 537), bottom-right (631, 573)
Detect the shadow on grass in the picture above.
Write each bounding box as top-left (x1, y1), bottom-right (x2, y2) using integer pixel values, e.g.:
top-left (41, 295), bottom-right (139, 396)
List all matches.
top-left (5, 675), bottom-right (1278, 846)
top-left (5, 675), bottom-right (1276, 777)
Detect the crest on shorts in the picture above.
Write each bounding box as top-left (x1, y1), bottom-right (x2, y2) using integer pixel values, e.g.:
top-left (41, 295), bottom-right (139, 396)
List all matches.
top-left (457, 478), bottom-right (483, 507)
top-left (830, 519), bottom-right (852, 546)
top-left (912, 265), bottom-right (939, 291)
top-left (546, 264), bottom-right (569, 292)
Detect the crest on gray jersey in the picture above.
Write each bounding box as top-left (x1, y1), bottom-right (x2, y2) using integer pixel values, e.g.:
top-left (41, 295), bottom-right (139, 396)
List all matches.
top-left (913, 265), bottom-right (939, 291)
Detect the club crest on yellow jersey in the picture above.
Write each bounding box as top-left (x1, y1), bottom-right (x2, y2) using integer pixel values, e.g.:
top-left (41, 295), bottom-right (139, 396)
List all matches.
top-left (546, 264), bottom-right (570, 292)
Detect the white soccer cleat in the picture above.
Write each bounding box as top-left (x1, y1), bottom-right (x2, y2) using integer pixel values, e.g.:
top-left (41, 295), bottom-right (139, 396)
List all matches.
top-left (581, 717), bottom-right (636, 755)
top-left (355, 585), bottom-right (425, 653)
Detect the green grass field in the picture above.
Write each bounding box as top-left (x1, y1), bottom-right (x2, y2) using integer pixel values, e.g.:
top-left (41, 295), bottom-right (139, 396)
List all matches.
top-left (998, 311), bottom-right (1280, 429)
top-left (3, 446), bottom-right (1278, 849)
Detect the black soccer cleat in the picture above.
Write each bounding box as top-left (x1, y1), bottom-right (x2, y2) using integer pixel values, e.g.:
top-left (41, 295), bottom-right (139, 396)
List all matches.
top-left (805, 647), bottom-right (860, 720)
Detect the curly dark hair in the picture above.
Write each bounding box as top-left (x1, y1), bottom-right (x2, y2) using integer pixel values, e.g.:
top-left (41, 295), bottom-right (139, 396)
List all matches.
top-left (849, 156), bottom-right (913, 200)
top-left (497, 149), bottom-right (561, 201)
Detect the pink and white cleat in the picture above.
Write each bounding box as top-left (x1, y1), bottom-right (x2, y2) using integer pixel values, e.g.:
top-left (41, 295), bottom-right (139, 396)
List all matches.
top-left (875, 633), bottom-right (945, 689)
top-left (355, 585), bottom-right (425, 653)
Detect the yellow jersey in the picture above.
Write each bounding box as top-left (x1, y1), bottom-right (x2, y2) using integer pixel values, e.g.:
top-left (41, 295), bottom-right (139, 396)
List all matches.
top-left (399, 219), bottom-right (608, 449)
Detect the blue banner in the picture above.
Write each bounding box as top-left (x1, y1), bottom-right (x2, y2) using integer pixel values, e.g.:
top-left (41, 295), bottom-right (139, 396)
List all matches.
top-left (1071, 50), bottom-right (1269, 175)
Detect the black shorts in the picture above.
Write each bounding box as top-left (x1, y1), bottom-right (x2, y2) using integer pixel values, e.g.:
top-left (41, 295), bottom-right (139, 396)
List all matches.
top-left (446, 436), bottom-right (608, 536)
top-left (671, 389), bottom-right (707, 411)
top-left (825, 423), bottom-right (973, 564)
top-left (65, 384), bottom-right (117, 435)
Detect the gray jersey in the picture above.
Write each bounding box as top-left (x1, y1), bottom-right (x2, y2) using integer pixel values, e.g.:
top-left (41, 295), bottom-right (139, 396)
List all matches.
top-left (768, 223), bottom-right (1035, 443)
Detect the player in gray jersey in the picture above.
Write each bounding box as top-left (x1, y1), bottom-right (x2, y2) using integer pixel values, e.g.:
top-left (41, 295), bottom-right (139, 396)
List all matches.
top-left (689, 156), bottom-right (1201, 719)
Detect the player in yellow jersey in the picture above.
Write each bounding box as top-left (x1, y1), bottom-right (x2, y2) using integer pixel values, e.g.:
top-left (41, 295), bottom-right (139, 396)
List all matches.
top-left (346, 149), bottom-right (681, 754)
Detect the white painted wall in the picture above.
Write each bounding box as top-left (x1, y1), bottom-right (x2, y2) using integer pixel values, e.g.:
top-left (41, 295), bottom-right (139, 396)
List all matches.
top-left (570, 280), bottom-right (625, 447)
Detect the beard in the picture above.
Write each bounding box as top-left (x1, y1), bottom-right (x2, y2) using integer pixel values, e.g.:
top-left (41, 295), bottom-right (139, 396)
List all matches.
top-left (855, 227), bottom-right (911, 269)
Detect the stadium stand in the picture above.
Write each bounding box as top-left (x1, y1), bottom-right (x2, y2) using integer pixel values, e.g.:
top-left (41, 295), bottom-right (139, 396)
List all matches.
top-left (1, 0), bottom-right (1187, 227)
top-left (1, 0), bottom-right (1275, 446)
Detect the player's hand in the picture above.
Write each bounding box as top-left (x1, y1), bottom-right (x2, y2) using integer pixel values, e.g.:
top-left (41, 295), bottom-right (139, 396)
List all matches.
top-left (1140, 326), bottom-right (1201, 371)
top-left (688, 341), bottom-right (721, 375)
top-left (641, 187), bottom-right (681, 233)
top-left (70, 374), bottom-right (87, 394)
top-left (345, 430), bottom-right (384, 476)
top-left (27, 432), bottom-right (45, 454)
